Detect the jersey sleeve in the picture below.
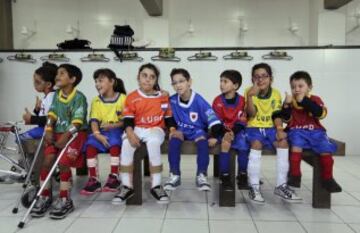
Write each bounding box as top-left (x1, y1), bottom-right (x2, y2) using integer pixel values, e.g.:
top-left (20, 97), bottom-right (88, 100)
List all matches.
top-left (70, 94), bottom-right (87, 126)
top-left (116, 94), bottom-right (127, 120)
top-left (273, 90), bottom-right (282, 112)
top-left (163, 96), bottom-right (172, 118)
top-left (122, 95), bottom-right (136, 118)
top-left (200, 97), bottom-right (221, 128)
top-left (212, 97), bottom-right (224, 121)
top-left (312, 96), bottom-right (327, 119)
top-left (47, 92), bottom-right (58, 121)
top-left (89, 97), bottom-right (100, 123)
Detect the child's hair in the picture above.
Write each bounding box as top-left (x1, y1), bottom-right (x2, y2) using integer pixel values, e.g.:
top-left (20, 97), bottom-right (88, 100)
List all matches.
top-left (138, 63), bottom-right (160, 91)
top-left (93, 68), bottom-right (126, 94)
top-left (290, 71), bottom-right (312, 87)
top-left (220, 70), bottom-right (242, 90)
top-left (58, 64), bottom-right (82, 87)
top-left (170, 68), bottom-right (191, 81)
top-left (35, 62), bottom-right (58, 87)
top-left (251, 63), bottom-right (273, 77)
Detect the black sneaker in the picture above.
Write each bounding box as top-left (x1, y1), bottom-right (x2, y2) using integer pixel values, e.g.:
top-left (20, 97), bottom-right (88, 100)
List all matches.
top-left (221, 174), bottom-right (234, 191)
top-left (287, 175), bottom-right (301, 188)
top-left (49, 198), bottom-right (74, 219)
top-left (322, 178), bottom-right (342, 193)
top-left (80, 177), bottom-right (102, 196)
top-left (236, 173), bottom-right (249, 190)
top-left (112, 186), bottom-right (134, 205)
top-left (30, 196), bottom-right (52, 218)
top-left (150, 185), bottom-right (169, 204)
top-left (103, 174), bottom-right (121, 192)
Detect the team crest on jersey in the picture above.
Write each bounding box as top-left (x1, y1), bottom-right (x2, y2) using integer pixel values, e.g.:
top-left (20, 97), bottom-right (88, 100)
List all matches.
top-left (116, 111), bottom-right (122, 116)
top-left (161, 103), bottom-right (168, 111)
top-left (190, 112), bottom-right (198, 122)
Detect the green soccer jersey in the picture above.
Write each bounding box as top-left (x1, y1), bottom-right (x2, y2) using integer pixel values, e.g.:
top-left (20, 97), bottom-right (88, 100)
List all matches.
top-left (48, 88), bottom-right (88, 133)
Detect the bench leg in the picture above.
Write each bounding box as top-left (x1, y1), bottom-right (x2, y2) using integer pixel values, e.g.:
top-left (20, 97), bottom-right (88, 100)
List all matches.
top-left (312, 156), bottom-right (331, 208)
top-left (213, 154), bottom-right (219, 178)
top-left (127, 150), bottom-right (143, 205)
top-left (143, 155), bottom-right (150, 177)
top-left (219, 151), bottom-right (236, 207)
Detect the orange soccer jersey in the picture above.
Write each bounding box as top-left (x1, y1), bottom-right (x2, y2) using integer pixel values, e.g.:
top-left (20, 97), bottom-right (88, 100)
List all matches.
top-left (123, 89), bottom-right (172, 128)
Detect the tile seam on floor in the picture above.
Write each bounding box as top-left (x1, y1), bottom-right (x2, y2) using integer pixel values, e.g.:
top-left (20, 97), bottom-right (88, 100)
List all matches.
top-left (242, 190), bottom-right (260, 233)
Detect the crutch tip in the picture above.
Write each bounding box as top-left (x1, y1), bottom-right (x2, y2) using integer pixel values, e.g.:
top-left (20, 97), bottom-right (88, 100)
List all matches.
top-left (12, 208), bottom-right (18, 214)
top-left (18, 221), bottom-right (25, 228)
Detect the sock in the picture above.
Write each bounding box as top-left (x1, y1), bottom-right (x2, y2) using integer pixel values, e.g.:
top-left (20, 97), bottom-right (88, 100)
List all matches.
top-left (59, 170), bottom-right (72, 199)
top-left (109, 146), bottom-right (121, 175)
top-left (121, 172), bottom-right (131, 188)
top-left (40, 168), bottom-right (51, 197)
top-left (151, 173), bottom-right (161, 188)
top-left (247, 149), bottom-right (262, 186)
top-left (237, 150), bottom-right (249, 174)
top-left (196, 139), bottom-right (209, 175)
top-left (276, 148), bottom-right (289, 186)
top-left (320, 154), bottom-right (334, 180)
top-left (290, 152), bottom-right (302, 176)
top-left (168, 137), bottom-right (182, 175)
top-left (219, 152), bottom-right (230, 174)
top-left (86, 146), bottom-right (98, 178)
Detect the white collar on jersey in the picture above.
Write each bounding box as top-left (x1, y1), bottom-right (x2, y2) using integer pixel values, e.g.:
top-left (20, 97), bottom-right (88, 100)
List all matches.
top-left (137, 89), bottom-right (161, 98)
top-left (178, 90), bottom-right (196, 108)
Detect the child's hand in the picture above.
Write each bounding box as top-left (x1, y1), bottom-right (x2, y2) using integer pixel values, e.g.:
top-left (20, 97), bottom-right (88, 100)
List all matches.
top-left (35, 96), bottom-right (42, 112)
top-left (221, 138), bottom-right (232, 152)
top-left (100, 123), bottom-right (113, 131)
top-left (127, 131), bottom-right (141, 148)
top-left (95, 133), bottom-right (110, 148)
top-left (223, 131), bottom-right (234, 143)
top-left (169, 130), bottom-right (184, 141)
top-left (44, 130), bottom-right (54, 145)
top-left (22, 108), bottom-right (32, 124)
top-left (295, 93), bottom-right (305, 103)
top-left (54, 132), bottom-right (71, 149)
top-left (284, 92), bottom-right (293, 105)
top-left (276, 129), bottom-right (287, 141)
top-left (247, 83), bottom-right (260, 97)
top-left (208, 138), bottom-right (218, 147)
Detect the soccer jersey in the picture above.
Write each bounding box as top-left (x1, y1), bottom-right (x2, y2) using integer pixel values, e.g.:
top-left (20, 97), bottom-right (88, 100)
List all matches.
top-left (286, 95), bottom-right (326, 130)
top-left (48, 88), bottom-right (88, 133)
top-left (244, 87), bottom-right (282, 128)
top-left (212, 93), bottom-right (246, 130)
top-left (39, 91), bottom-right (55, 116)
top-left (89, 93), bottom-right (126, 124)
top-left (170, 91), bottom-right (221, 134)
top-left (122, 89), bottom-right (172, 128)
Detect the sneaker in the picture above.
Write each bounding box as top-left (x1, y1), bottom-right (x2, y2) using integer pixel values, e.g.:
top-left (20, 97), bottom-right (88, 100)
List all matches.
top-left (274, 184), bottom-right (302, 202)
top-left (80, 177), bottom-right (101, 196)
top-left (164, 173), bottom-right (181, 191)
top-left (196, 173), bottom-right (211, 191)
top-left (150, 185), bottom-right (169, 204)
top-left (287, 175), bottom-right (301, 188)
top-left (49, 198), bottom-right (74, 219)
top-left (322, 178), bottom-right (342, 193)
top-left (249, 185), bottom-right (265, 203)
top-left (112, 186), bottom-right (134, 205)
top-left (220, 174), bottom-right (234, 191)
top-left (236, 173), bottom-right (249, 190)
top-left (30, 196), bottom-right (52, 217)
top-left (103, 174), bottom-right (121, 192)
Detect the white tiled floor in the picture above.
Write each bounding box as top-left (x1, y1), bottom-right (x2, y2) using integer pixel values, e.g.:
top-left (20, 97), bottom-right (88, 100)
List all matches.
top-left (0, 154), bottom-right (360, 233)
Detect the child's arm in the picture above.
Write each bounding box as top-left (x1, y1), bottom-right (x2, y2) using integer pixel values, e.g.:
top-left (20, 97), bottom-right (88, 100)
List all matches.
top-left (245, 85), bottom-right (259, 118)
top-left (124, 117), bottom-right (141, 147)
top-left (297, 96), bottom-right (325, 118)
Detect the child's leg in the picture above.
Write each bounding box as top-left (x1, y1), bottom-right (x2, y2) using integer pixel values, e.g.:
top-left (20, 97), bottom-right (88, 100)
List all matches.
top-left (195, 137), bottom-right (210, 176)
top-left (109, 146), bottom-right (121, 175)
top-left (59, 165), bottom-right (72, 199)
top-left (120, 138), bottom-right (136, 188)
top-left (86, 145), bottom-right (98, 178)
top-left (289, 147), bottom-right (303, 177)
top-left (39, 153), bottom-right (56, 197)
top-left (247, 140), bottom-right (262, 186)
top-left (168, 137), bottom-right (182, 175)
top-left (237, 150), bottom-right (249, 174)
top-left (274, 139), bottom-right (289, 187)
top-left (147, 138), bottom-right (163, 188)
top-left (219, 139), bottom-right (231, 175)
top-left (319, 153), bottom-right (334, 180)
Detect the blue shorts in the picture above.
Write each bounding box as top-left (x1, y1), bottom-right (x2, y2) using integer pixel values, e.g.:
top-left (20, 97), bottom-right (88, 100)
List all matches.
top-left (246, 127), bottom-right (277, 149)
top-left (181, 128), bottom-right (207, 141)
top-left (19, 127), bottom-right (44, 140)
top-left (288, 129), bottom-right (337, 154)
top-left (83, 128), bottom-right (123, 153)
top-left (231, 131), bottom-right (249, 151)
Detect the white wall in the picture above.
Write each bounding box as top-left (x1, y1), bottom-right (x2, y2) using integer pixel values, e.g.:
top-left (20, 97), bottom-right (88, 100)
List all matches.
top-left (0, 49), bottom-right (359, 155)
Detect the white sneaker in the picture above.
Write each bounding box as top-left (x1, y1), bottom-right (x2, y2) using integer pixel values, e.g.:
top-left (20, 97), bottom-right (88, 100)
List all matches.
top-left (249, 185), bottom-right (265, 203)
top-left (196, 173), bottom-right (211, 191)
top-left (274, 184), bottom-right (302, 202)
top-left (164, 173), bottom-right (181, 191)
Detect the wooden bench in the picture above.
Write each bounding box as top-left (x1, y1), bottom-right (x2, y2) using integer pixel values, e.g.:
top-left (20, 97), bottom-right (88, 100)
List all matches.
top-left (129, 138), bottom-right (345, 209)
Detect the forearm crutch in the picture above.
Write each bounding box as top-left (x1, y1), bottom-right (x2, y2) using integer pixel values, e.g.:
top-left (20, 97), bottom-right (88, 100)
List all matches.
top-left (12, 132), bottom-right (45, 214)
top-left (17, 132), bottom-right (78, 229)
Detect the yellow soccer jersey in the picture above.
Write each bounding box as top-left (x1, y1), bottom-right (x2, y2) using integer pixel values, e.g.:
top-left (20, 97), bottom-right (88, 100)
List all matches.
top-left (244, 87), bottom-right (282, 128)
top-left (90, 93), bottom-right (126, 124)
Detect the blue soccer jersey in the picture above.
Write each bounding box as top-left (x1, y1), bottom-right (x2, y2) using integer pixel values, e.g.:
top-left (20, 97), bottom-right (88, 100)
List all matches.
top-left (170, 91), bottom-right (221, 140)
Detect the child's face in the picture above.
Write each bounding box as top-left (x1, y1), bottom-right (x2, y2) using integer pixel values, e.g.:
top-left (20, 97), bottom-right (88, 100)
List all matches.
top-left (290, 79), bottom-right (311, 96)
top-left (138, 68), bottom-right (157, 93)
top-left (55, 67), bottom-right (75, 89)
top-left (171, 74), bottom-right (191, 96)
top-left (252, 68), bottom-right (272, 91)
top-left (33, 73), bottom-right (47, 92)
top-left (95, 75), bottom-right (114, 96)
top-left (220, 76), bottom-right (238, 94)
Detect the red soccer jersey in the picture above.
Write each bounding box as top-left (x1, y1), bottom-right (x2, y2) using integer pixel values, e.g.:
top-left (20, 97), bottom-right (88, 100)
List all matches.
top-left (212, 93), bottom-right (247, 130)
top-left (123, 89), bottom-right (172, 128)
top-left (286, 95), bottom-right (327, 130)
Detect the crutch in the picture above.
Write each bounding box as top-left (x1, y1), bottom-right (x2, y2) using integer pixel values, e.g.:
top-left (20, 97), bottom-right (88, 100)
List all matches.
top-left (17, 132), bottom-right (78, 229)
top-left (12, 132), bottom-right (45, 214)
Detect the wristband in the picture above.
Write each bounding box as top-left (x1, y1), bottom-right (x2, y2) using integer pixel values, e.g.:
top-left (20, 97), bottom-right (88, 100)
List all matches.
top-left (68, 125), bottom-right (78, 135)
